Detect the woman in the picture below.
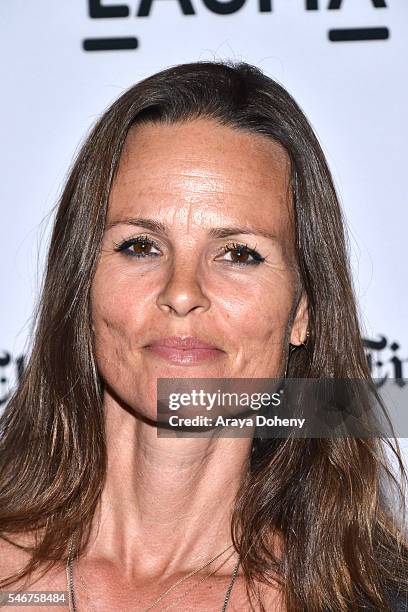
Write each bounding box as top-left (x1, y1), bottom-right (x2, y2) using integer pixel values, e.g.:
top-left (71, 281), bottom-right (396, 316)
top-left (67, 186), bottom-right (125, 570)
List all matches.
top-left (0, 60), bottom-right (407, 611)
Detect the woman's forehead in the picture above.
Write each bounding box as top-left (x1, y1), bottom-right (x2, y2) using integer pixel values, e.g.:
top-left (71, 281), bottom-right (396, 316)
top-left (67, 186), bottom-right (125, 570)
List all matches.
top-left (116, 118), bottom-right (290, 188)
top-left (107, 118), bottom-right (293, 229)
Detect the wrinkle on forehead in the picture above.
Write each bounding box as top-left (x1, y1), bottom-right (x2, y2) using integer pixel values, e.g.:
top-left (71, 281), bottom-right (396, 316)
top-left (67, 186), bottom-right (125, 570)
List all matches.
top-left (109, 118), bottom-right (294, 226)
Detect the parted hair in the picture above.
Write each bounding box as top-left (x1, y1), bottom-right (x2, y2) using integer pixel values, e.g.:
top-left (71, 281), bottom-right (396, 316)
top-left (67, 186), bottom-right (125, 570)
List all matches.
top-left (1, 60), bottom-right (407, 611)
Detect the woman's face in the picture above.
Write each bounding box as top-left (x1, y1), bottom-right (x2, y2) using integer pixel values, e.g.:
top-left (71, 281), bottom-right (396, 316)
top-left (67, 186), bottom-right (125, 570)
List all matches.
top-left (90, 118), bottom-right (308, 419)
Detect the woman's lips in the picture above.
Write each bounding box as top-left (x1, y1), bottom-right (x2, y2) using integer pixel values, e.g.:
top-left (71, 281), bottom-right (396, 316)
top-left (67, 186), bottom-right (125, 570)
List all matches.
top-left (144, 336), bottom-right (225, 364)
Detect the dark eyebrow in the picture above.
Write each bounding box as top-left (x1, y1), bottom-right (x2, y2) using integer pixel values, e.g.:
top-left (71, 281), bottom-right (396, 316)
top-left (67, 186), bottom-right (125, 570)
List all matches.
top-left (105, 217), bottom-right (280, 242)
top-left (106, 217), bottom-right (166, 234)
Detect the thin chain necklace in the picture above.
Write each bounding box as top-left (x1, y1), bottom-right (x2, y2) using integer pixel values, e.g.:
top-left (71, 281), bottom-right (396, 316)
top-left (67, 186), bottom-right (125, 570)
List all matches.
top-left (66, 535), bottom-right (241, 612)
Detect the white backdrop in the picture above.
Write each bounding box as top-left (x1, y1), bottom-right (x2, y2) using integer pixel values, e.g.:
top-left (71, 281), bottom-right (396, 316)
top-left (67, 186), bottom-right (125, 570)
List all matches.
top-left (1, 2), bottom-right (407, 450)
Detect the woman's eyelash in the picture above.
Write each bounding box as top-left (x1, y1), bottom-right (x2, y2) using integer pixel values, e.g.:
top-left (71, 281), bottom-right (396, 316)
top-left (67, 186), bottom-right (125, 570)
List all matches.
top-left (113, 235), bottom-right (161, 258)
top-left (113, 235), bottom-right (265, 266)
top-left (221, 242), bottom-right (265, 266)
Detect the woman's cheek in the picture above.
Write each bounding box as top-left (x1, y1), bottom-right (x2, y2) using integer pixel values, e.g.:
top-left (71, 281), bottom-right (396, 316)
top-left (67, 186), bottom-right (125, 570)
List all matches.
top-left (221, 279), bottom-right (293, 326)
top-left (92, 260), bottom-right (147, 317)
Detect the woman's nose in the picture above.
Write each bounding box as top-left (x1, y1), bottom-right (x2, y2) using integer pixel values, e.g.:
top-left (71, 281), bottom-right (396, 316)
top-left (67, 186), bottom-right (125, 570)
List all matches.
top-left (156, 260), bottom-right (211, 317)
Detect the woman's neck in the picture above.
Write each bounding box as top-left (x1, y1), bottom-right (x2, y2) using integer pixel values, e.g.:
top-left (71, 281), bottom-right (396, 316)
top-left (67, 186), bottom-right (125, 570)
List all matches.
top-left (83, 391), bottom-right (252, 579)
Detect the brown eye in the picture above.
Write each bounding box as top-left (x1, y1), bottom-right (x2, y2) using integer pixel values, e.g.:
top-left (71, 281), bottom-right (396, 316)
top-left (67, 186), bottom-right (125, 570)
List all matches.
top-left (131, 240), bottom-right (153, 256)
top-left (228, 246), bottom-right (250, 263)
top-left (114, 235), bottom-right (161, 258)
top-left (222, 242), bottom-right (265, 267)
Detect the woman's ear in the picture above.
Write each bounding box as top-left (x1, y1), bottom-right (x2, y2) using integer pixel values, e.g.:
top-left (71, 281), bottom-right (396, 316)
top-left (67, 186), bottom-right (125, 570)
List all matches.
top-left (289, 291), bottom-right (309, 346)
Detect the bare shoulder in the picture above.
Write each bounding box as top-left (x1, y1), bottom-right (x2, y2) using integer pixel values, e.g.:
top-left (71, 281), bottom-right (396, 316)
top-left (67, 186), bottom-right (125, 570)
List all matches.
top-left (258, 581), bottom-right (286, 612)
top-left (227, 574), bottom-right (285, 611)
top-left (0, 535), bottom-right (67, 609)
top-left (0, 535), bottom-right (30, 586)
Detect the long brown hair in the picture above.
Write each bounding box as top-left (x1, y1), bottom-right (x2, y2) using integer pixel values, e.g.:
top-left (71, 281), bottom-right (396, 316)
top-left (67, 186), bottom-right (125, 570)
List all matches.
top-left (1, 60), bottom-right (407, 610)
